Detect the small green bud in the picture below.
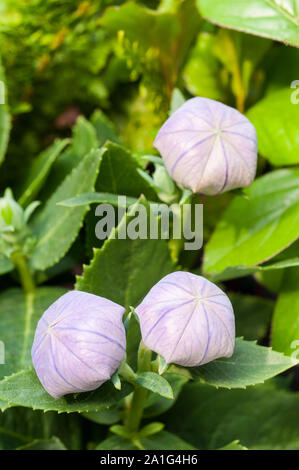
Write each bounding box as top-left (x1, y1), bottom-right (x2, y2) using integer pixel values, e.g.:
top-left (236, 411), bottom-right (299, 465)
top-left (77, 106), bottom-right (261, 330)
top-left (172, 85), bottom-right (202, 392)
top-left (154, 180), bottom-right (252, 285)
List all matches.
top-left (0, 189), bottom-right (24, 231)
top-left (0, 189), bottom-right (40, 258)
top-left (153, 165), bottom-right (180, 204)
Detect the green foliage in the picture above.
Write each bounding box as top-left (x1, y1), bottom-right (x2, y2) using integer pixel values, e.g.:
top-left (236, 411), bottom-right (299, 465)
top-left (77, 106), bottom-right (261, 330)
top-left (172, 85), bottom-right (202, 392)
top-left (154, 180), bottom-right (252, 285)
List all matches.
top-left (17, 437), bottom-right (66, 450)
top-left (204, 169), bottom-right (299, 274)
top-left (191, 338), bottom-right (296, 389)
top-left (247, 88), bottom-right (299, 165)
top-left (0, 0), bottom-right (115, 115)
top-left (0, 255), bottom-right (13, 275)
top-left (144, 373), bottom-right (189, 418)
top-left (165, 381), bottom-right (299, 449)
top-left (183, 32), bottom-right (226, 101)
top-left (58, 192), bottom-right (139, 208)
top-left (97, 430), bottom-right (195, 450)
top-left (136, 372), bottom-right (174, 399)
top-left (230, 294), bottom-right (273, 341)
top-left (0, 406), bottom-right (82, 449)
top-left (197, 0), bottom-right (299, 47)
top-left (219, 441), bottom-right (247, 450)
top-left (100, 0), bottom-right (201, 99)
top-left (91, 109), bottom-right (120, 147)
top-left (30, 148), bottom-right (104, 270)
top-left (77, 196), bottom-right (175, 365)
top-left (18, 139), bottom-right (69, 207)
top-left (183, 26), bottom-right (271, 111)
top-left (0, 369), bottom-right (133, 413)
top-left (100, 0), bottom-right (200, 151)
top-left (96, 142), bottom-right (157, 199)
top-left (72, 116), bottom-right (98, 159)
top-left (208, 257), bottom-right (299, 282)
top-left (76, 197), bottom-right (175, 308)
top-left (272, 267), bottom-right (299, 356)
top-left (42, 117), bottom-right (102, 198)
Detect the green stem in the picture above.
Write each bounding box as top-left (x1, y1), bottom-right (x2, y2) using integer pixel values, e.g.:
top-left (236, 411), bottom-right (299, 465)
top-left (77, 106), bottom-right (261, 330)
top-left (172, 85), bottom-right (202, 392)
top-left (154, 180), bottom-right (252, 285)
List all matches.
top-left (124, 385), bottom-right (149, 434)
top-left (170, 192), bottom-right (193, 262)
top-left (124, 342), bottom-right (152, 434)
top-left (11, 251), bottom-right (35, 294)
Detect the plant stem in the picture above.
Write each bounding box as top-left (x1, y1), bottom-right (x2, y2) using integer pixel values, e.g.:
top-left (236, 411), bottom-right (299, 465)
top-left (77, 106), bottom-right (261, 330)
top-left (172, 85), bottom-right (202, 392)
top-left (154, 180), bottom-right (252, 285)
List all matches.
top-left (11, 251), bottom-right (35, 294)
top-left (124, 385), bottom-right (148, 434)
top-left (124, 342), bottom-right (152, 434)
top-left (170, 192), bottom-right (193, 262)
top-left (236, 93), bottom-right (245, 114)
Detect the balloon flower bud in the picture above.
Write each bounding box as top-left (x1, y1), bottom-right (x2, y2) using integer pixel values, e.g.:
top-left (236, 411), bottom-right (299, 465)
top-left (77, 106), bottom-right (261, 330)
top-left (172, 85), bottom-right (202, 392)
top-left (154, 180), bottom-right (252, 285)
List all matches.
top-left (32, 291), bottom-right (126, 398)
top-left (154, 97), bottom-right (257, 195)
top-left (135, 272), bottom-right (235, 367)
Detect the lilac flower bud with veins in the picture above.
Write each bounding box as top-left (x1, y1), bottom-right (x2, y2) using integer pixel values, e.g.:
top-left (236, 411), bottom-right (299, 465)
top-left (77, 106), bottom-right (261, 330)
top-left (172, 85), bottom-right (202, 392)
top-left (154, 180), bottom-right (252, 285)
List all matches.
top-left (135, 271), bottom-right (235, 367)
top-left (154, 97), bottom-right (257, 195)
top-left (32, 291), bottom-right (126, 398)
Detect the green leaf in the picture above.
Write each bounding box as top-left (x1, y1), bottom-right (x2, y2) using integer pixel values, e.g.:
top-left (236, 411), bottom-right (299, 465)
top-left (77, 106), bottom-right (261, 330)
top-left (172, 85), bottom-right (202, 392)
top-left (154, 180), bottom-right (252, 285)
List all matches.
top-left (209, 257), bottom-right (299, 282)
top-left (0, 55), bottom-right (10, 166)
top-left (76, 197), bottom-right (174, 308)
top-left (17, 437), bottom-right (66, 450)
top-left (165, 380), bottom-right (299, 449)
top-left (58, 192), bottom-right (138, 208)
top-left (101, 3), bottom-right (178, 58)
top-left (136, 372), bottom-right (174, 399)
top-left (197, 0), bottom-right (299, 47)
top-left (219, 440), bottom-right (247, 450)
top-left (90, 109), bottom-right (120, 147)
top-left (247, 88), bottom-right (299, 166)
top-left (96, 435), bottom-right (139, 450)
top-left (72, 116), bottom-right (98, 158)
top-left (144, 373), bottom-right (189, 418)
top-left (211, 29), bottom-right (271, 110)
top-left (82, 407), bottom-right (121, 426)
top-left (110, 424), bottom-right (132, 439)
top-left (204, 169), bottom-right (299, 274)
top-left (96, 142), bottom-right (157, 200)
top-left (29, 148), bottom-right (104, 271)
top-left (190, 338), bottom-right (297, 389)
top-left (183, 32), bottom-right (226, 101)
top-left (272, 268), bottom-right (299, 356)
top-left (0, 369), bottom-right (133, 413)
top-left (138, 422), bottom-right (164, 438)
top-left (231, 294), bottom-right (273, 341)
top-left (84, 142), bottom-right (158, 251)
top-left (0, 287), bottom-right (66, 380)
top-left (139, 430), bottom-right (196, 450)
top-left (253, 242), bottom-right (299, 292)
top-left (266, 47), bottom-right (299, 95)
top-left (18, 139), bottom-right (69, 207)
top-left (41, 117), bottom-right (100, 199)
top-left (96, 431), bottom-right (195, 450)
top-left (0, 400), bottom-right (9, 412)
top-left (100, 1), bottom-right (200, 88)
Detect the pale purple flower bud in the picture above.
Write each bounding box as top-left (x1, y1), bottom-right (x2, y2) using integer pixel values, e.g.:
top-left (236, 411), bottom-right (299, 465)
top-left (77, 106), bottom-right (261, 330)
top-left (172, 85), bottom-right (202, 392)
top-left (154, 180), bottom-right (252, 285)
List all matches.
top-left (135, 271), bottom-right (235, 367)
top-left (154, 97), bottom-right (257, 195)
top-left (32, 291), bottom-right (126, 398)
